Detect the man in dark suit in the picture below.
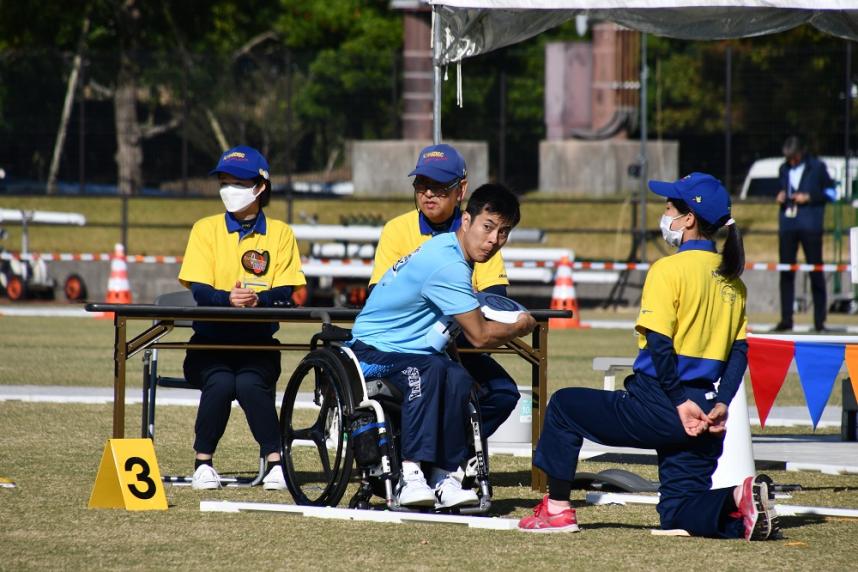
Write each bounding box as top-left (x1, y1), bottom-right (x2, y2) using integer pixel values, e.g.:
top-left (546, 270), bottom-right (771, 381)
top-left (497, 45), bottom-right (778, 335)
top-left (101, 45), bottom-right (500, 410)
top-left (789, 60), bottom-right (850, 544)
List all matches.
top-left (774, 135), bottom-right (834, 332)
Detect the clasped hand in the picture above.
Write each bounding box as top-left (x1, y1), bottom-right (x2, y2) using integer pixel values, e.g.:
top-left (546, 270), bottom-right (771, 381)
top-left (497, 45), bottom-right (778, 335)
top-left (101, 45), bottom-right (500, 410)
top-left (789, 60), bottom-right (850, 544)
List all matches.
top-left (676, 400), bottom-right (729, 437)
top-left (229, 280), bottom-right (259, 308)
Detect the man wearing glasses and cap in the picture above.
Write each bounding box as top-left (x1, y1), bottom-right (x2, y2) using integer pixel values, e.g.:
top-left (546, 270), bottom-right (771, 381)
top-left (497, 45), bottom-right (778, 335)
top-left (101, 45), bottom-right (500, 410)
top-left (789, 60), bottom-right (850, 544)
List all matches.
top-left (368, 143), bottom-right (520, 455)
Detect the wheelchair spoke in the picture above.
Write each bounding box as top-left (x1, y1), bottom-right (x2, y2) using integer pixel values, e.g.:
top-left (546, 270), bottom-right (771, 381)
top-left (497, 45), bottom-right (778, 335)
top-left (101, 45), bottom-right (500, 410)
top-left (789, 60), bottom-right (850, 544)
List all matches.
top-left (280, 348), bottom-right (355, 507)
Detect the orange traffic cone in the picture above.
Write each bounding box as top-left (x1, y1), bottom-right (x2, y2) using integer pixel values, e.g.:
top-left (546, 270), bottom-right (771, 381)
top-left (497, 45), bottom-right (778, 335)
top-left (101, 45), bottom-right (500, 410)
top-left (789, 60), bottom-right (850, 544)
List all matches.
top-left (97, 244), bottom-right (132, 319)
top-left (549, 256), bottom-right (588, 329)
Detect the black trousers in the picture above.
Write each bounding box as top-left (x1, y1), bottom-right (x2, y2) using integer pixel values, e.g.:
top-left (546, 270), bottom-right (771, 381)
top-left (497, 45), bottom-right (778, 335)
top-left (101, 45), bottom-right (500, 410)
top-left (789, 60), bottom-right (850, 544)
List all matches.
top-left (183, 334), bottom-right (282, 457)
top-left (779, 228), bottom-right (827, 329)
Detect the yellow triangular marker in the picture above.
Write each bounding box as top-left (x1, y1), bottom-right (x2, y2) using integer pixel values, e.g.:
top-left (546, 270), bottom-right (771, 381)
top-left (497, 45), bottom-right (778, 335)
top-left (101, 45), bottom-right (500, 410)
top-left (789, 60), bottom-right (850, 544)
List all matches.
top-left (88, 439), bottom-right (167, 511)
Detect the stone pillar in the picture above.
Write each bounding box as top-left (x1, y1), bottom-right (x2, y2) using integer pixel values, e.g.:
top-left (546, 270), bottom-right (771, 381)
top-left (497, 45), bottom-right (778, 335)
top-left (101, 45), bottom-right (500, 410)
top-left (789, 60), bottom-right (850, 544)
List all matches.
top-left (402, 11), bottom-right (433, 140)
top-left (544, 42), bottom-right (592, 140)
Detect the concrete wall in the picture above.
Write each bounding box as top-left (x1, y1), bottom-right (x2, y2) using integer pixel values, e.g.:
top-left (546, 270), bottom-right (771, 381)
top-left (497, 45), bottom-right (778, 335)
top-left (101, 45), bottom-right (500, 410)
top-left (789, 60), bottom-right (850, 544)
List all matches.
top-left (539, 139), bottom-right (679, 196)
top-left (352, 140), bottom-right (488, 196)
top-left (48, 260), bottom-right (182, 305)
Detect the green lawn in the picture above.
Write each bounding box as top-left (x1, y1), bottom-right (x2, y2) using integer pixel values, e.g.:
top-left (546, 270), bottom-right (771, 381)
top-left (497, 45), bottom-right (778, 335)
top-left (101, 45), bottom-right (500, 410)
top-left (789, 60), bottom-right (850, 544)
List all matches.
top-left (1, 317), bottom-right (857, 570)
top-left (0, 315), bottom-right (832, 407)
top-left (1, 401), bottom-right (857, 570)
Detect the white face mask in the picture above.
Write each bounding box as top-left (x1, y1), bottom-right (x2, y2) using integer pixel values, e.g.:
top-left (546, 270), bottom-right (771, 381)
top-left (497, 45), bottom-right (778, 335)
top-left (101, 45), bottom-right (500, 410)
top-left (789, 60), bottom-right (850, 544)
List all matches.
top-left (659, 213), bottom-right (685, 248)
top-left (219, 184), bottom-right (259, 213)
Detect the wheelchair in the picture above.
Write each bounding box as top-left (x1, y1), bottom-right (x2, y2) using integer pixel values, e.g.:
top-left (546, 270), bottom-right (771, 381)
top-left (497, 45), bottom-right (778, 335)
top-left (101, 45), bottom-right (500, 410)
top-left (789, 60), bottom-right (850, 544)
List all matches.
top-left (278, 318), bottom-right (492, 513)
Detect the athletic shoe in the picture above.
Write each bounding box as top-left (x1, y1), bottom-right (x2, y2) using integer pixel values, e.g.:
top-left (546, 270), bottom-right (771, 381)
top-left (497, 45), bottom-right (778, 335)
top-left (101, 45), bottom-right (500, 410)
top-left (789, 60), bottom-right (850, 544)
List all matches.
top-left (262, 464), bottom-right (288, 491)
top-left (738, 474), bottom-right (778, 541)
top-left (397, 466), bottom-right (435, 507)
top-left (191, 464), bottom-right (221, 490)
top-left (518, 495), bottom-right (580, 533)
top-left (434, 475), bottom-right (479, 509)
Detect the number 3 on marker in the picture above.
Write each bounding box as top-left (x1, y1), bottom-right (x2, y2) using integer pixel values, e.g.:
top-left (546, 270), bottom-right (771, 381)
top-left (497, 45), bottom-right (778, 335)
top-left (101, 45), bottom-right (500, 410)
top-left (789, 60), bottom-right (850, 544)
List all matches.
top-left (89, 438), bottom-right (167, 510)
top-left (125, 456), bottom-right (157, 500)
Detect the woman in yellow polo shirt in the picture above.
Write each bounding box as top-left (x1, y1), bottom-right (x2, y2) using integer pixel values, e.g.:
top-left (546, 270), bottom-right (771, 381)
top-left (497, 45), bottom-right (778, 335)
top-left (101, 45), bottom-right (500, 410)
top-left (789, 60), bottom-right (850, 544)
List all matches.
top-left (178, 145), bottom-right (305, 491)
top-left (521, 173), bottom-right (779, 541)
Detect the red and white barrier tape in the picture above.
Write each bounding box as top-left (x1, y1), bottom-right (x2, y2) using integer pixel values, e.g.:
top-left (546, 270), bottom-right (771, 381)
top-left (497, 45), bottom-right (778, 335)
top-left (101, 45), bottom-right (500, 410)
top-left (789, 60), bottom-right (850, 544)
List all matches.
top-left (0, 252), bottom-right (182, 264)
top-left (0, 251), bottom-right (852, 273)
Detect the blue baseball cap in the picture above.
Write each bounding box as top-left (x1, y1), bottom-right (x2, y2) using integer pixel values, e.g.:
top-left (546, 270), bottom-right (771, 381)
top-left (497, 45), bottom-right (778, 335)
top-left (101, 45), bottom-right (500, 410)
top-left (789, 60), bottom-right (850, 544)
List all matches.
top-left (210, 145), bottom-right (270, 181)
top-left (408, 144), bottom-right (467, 184)
top-left (648, 172), bottom-right (732, 226)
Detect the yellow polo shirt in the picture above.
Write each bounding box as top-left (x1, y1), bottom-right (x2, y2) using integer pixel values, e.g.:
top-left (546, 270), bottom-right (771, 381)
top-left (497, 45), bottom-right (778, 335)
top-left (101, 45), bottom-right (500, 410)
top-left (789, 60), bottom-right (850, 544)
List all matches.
top-left (369, 209), bottom-right (509, 291)
top-left (634, 240), bottom-right (747, 383)
top-left (179, 213), bottom-right (305, 292)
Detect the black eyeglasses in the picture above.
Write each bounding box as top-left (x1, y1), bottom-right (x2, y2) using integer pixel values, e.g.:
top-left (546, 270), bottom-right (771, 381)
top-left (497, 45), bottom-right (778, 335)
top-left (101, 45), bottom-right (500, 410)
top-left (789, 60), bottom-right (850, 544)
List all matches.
top-left (413, 178), bottom-right (461, 197)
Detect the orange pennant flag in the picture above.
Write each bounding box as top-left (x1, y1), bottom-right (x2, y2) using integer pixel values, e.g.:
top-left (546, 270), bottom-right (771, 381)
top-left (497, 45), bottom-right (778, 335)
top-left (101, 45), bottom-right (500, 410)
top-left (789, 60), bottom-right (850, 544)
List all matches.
top-left (844, 345), bottom-right (858, 403)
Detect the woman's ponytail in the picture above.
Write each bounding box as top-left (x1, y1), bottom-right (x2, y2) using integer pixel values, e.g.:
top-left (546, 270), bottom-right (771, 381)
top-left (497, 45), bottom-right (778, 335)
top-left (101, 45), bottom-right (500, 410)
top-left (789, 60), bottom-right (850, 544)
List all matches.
top-left (717, 221), bottom-right (745, 280)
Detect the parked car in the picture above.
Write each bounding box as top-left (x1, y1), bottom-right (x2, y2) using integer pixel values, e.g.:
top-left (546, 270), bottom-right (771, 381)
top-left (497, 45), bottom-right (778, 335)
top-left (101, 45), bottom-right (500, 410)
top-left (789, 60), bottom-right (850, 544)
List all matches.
top-left (739, 156), bottom-right (858, 201)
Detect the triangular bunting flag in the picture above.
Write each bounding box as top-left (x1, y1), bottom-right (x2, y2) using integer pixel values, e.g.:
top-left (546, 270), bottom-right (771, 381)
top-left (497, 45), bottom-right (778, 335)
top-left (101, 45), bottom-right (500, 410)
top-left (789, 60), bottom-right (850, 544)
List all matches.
top-left (747, 338), bottom-right (794, 428)
top-left (845, 345), bottom-right (858, 403)
top-left (794, 343), bottom-right (845, 429)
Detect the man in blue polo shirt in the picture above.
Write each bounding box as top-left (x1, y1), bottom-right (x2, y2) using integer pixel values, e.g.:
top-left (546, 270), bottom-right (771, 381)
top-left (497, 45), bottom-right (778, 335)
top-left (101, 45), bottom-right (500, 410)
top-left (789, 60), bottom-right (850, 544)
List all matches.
top-left (369, 143), bottom-right (521, 443)
top-left (350, 184), bottom-right (535, 509)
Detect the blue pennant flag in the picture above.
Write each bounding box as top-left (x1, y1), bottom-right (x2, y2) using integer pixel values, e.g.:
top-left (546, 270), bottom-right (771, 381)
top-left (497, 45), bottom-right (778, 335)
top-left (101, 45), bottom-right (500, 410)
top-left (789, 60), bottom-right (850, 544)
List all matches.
top-left (794, 343), bottom-right (845, 429)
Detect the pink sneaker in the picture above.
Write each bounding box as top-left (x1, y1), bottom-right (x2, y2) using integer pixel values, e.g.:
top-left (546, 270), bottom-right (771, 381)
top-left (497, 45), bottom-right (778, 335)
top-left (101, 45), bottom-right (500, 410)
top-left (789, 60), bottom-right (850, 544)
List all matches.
top-left (737, 475), bottom-right (777, 541)
top-left (518, 495), bottom-right (580, 533)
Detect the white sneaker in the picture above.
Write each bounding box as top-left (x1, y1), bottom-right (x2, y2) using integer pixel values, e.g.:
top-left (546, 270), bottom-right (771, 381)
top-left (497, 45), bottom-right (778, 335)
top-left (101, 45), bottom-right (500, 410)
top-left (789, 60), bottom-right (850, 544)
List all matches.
top-left (262, 464), bottom-right (288, 491)
top-left (191, 464), bottom-right (221, 490)
top-left (397, 466), bottom-right (435, 507)
top-left (434, 475), bottom-right (479, 509)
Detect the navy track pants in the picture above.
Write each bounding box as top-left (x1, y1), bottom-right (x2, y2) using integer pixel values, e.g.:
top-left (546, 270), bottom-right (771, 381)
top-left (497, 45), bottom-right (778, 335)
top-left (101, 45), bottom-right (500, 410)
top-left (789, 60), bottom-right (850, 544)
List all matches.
top-left (351, 340), bottom-right (474, 472)
top-left (534, 373), bottom-right (744, 538)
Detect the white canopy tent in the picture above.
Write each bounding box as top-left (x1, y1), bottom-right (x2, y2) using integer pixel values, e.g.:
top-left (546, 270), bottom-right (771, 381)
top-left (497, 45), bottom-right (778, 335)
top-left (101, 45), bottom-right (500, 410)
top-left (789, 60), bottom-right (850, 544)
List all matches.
top-left (425, 0), bottom-right (858, 261)
top-left (429, 1), bottom-right (858, 70)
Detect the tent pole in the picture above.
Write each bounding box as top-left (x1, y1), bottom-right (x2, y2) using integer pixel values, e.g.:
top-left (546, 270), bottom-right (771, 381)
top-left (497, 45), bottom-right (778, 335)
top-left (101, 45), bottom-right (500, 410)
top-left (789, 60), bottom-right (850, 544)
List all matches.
top-left (433, 5), bottom-right (442, 144)
top-left (638, 33), bottom-right (648, 262)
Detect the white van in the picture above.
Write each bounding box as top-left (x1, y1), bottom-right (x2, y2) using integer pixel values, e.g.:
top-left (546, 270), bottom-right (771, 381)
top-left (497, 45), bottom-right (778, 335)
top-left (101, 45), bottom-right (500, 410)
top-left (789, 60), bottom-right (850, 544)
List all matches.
top-left (739, 156), bottom-right (858, 201)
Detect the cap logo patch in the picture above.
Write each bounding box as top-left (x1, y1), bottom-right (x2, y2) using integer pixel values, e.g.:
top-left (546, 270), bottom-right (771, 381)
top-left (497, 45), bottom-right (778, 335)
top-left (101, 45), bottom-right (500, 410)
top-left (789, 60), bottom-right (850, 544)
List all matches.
top-left (423, 151), bottom-right (446, 160)
top-left (241, 250), bottom-right (270, 276)
top-left (225, 151), bottom-right (247, 161)
top-left (694, 196), bottom-right (702, 203)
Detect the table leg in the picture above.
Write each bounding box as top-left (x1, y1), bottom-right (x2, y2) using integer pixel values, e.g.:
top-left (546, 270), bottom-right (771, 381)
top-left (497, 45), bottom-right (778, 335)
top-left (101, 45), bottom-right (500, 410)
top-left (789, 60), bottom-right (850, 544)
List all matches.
top-left (113, 315), bottom-right (127, 438)
top-left (531, 322), bottom-right (548, 492)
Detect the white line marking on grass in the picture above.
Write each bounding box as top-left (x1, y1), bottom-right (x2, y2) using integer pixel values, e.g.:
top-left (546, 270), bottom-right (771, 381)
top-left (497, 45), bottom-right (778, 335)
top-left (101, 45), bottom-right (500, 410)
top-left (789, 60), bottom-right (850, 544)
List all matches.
top-left (200, 500), bottom-right (521, 529)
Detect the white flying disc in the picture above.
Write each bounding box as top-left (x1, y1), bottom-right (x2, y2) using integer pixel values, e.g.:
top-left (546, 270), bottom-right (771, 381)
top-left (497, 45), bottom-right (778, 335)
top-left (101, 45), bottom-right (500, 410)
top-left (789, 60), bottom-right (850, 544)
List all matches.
top-left (475, 292), bottom-right (528, 324)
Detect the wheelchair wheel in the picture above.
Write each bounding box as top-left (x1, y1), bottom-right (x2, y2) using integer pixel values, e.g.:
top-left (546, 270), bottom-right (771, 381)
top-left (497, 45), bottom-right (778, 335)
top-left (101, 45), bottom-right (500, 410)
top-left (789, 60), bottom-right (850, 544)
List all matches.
top-left (280, 348), bottom-right (355, 506)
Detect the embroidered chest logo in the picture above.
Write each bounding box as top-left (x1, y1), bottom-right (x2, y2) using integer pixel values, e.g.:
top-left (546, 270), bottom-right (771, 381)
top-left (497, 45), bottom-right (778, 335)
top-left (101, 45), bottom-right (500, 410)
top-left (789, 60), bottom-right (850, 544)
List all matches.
top-left (241, 250), bottom-right (270, 276)
top-left (720, 283), bottom-right (737, 304)
top-left (392, 246), bottom-right (421, 275)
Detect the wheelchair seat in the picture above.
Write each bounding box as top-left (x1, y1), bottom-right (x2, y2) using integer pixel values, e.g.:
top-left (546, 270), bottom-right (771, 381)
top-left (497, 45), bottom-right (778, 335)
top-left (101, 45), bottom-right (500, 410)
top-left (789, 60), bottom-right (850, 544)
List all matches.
top-left (279, 333), bottom-right (491, 513)
top-left (364, 377), bottom-right (404, 405)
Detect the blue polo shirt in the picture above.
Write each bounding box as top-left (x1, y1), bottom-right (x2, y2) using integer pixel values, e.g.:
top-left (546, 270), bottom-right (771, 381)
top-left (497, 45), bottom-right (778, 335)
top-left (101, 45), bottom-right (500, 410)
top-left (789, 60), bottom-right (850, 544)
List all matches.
top-left (351, 232), bottom-right (479, 355)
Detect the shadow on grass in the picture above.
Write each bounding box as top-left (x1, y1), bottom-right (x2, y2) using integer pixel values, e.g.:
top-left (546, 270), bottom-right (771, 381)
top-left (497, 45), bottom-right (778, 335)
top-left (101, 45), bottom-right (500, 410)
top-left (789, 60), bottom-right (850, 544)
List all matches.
top-left (778, 515), bottom-right (827, 531)
top-left (489, 470), bottom-right (539, 488)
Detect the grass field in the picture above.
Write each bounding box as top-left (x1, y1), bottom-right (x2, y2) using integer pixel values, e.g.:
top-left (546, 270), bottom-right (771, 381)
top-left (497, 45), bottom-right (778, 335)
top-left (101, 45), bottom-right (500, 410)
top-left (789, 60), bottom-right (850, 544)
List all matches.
top-left (0, 315), bottom-right (833, 406)
top-left (1, 194), bottom-right (854, 263)
top-left (1, 317), bottom-right (857, 570)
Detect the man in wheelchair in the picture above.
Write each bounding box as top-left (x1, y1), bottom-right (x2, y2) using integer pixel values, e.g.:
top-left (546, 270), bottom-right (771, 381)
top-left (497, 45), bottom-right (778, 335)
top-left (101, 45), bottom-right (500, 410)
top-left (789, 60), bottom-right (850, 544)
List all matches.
top-left (348, 184), bottom-right (535, 509)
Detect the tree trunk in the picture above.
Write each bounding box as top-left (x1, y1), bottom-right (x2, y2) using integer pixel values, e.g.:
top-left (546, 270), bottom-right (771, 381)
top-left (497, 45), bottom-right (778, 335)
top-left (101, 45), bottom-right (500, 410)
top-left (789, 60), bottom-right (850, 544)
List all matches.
top-left (114, 69), bottom-right (143, 196)
top-left (47, 15), bottom-right (90, 195)
top-left (114, 0), bottom-right (143, 196)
